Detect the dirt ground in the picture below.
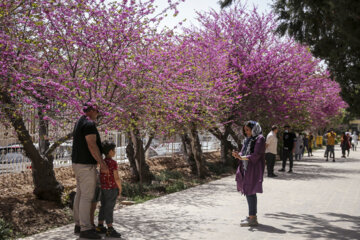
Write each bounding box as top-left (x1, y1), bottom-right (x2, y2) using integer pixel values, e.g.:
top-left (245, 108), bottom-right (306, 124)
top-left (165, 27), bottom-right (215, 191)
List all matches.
top-left (0, 152), bottom-right (228, 238)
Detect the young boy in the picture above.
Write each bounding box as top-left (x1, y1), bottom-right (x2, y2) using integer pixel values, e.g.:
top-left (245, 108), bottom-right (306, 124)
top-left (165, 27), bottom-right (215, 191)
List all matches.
top-left (96, 140), bottom-right (122, 238)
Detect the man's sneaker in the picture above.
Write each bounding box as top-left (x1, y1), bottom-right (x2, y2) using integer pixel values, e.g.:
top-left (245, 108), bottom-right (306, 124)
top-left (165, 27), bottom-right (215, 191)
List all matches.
top-left (74, 225), bottom-right (80, 234)
top-left (268, 174), bottom-right (278, 178)
top-left (333, 159), bottom-right (336, 162)
top-left (79, 229), bottom-right (101, 239)
top-left (240, 217), bottom-right (258, 227)
top-left (288, 169), bottom-right (293, 173)
top-left (106, 227), bottom-right (121, 238)
top-left (96, 225), bottom-right (107, 234)
top-left (278, 168), bottom-right (285, 172)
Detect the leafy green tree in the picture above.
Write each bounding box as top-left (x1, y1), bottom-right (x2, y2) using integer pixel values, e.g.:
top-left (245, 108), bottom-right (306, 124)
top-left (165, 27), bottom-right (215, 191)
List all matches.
top-left (272, 0), bottom-right (360, 115)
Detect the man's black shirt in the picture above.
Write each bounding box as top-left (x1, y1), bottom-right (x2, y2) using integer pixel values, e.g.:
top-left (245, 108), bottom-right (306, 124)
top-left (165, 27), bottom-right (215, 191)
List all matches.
top-left (71, 115), bottom-right (102, 164)
top-left (283, 131), bottom-right (296, 151)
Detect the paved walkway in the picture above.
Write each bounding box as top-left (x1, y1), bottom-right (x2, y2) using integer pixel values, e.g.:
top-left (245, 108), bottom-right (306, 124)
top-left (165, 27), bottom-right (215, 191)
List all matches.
top-left (21, 146), bottom-right (360, 240)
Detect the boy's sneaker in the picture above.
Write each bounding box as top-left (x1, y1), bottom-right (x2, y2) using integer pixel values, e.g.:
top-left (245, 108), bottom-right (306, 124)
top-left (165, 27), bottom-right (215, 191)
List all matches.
top-left (106, 227), bottom-right (122, 238)
top-left (74, 225), bottom-right (80, 234)
top-left (96, 225), bottom-right (107, 234)
top-left (240, 217), bottom-right (258, 227)
top-left (79, 229), bottom-right (101, 239)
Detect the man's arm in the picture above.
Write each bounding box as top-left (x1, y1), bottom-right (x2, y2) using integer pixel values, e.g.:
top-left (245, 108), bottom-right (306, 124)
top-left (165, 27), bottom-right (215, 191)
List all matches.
top-left (85, 134), bottom-right (109, 173)
top-left (265, 135), bottom-right (273, 149)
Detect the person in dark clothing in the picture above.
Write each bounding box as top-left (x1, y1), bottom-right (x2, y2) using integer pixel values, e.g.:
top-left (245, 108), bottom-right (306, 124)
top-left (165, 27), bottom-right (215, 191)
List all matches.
top-left (232, 121), bottom-right (265, 227)
top-left (308, 133), bottom-right (314, 156)
top-left (347, 133), bottom-right (352, 157)
top-left (72, 101), bottom-right (109, 240)
top-left (279, 125), bottom-right (296, 173)
top-left (341, 132), bottom-right (351, 158)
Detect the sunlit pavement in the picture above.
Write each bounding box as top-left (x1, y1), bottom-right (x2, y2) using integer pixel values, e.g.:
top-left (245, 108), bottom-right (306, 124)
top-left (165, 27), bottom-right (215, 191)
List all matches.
top-left (21, 146), bottom-right (360, 240)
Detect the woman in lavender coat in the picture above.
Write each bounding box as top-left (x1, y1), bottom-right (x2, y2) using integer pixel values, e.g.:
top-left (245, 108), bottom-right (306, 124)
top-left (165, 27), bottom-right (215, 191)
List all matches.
top-left (232, 121), bottom-right (265, 227)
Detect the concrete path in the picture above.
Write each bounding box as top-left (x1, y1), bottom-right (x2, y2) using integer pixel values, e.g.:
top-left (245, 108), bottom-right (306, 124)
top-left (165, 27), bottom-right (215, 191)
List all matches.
top-left (21, 146), bottom-right (360, 240)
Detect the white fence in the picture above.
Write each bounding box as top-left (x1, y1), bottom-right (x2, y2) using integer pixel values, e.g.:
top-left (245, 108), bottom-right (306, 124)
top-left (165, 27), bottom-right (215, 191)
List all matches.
top-left (0, 140), bottom-right (221, 174)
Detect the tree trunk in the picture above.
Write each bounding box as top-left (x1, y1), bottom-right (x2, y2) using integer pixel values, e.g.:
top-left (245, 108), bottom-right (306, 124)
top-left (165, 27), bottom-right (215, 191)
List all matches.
top-left (126, 135), bottom-right (139, 181)
top-left (129, 128), bottom-right (153, 184)
top-left (220, 137), bottom-right (235, 166)
top-left (209, 125), bottom-right (237, 167)
top-left (187, 123), bottom-right (205, 178)
top-left (38, 109), bottom-right (50, 155)
top-left (181, 133), bottom-right (197, 174)
top-left (0, 91), bottom-right (63, 202)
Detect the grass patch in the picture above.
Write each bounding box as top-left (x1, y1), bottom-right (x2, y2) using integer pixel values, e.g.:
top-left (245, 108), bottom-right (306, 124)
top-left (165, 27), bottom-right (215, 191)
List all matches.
top-left (165, 180), bottom-right (187, 193)
top-left (0, 218), bottom-right (13, 240)
top-left (207, 162), bottom-right (234, 176)
top-left (121, 170), bottom-right (193, 202)
top-left (154, 170), bottom-right (183, 182)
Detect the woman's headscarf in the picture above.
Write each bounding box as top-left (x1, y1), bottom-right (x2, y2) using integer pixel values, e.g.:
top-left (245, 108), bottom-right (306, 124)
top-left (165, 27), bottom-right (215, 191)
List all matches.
top-left (241, 121), bottom-right (262, 170)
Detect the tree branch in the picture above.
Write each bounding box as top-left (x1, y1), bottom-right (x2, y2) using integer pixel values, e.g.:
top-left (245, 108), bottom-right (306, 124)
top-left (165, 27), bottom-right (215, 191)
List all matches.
top-left (45, 132), bottom-right (73, 160)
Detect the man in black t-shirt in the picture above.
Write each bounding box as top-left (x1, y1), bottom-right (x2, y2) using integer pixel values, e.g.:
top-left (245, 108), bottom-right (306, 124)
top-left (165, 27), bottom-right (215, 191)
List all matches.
top-left (279, 125), bottom-right (297, 173)
top-left (72, 102), bottom-right (109, 239)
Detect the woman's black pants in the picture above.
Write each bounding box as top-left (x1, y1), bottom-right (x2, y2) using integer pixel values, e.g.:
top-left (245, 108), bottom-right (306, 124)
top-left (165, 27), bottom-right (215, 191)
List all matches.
top-left (246, 194), bottom-right (257, 216)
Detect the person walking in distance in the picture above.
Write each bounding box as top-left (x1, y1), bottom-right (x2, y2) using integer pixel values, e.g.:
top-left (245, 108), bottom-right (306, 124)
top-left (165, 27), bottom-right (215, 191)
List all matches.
top-left (352, 131), bottom-right (358, 151)
top-left (346, 132), bottom-right (352, 157)
top-left (308, 132), bottom-right (314, 156)
top-left (232, 121), bottom-right (265, 227)
top-left (340, 132), bottom-right (350, 158)
top-left (325, 129), bottom-right (336, 162)
top-left (294, 133), bottom-right (303, 160)
top-left (302, 133), bottom-right (309, 157)
top-left (279, 125), bottom-right (296, 173)
top-left (72, 101), bottom-right (109, 239)
top-left (265, 125), bottom-right (278, 178)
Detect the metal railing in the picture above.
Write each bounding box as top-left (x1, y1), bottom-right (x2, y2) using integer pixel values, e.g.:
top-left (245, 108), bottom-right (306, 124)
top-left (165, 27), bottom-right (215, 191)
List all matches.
top-left (0, 128), bottom-right (222, 174)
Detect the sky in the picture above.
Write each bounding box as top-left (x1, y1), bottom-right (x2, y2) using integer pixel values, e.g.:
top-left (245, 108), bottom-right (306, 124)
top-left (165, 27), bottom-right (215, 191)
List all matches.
top-left (153, 0), bottom-right (274, 30)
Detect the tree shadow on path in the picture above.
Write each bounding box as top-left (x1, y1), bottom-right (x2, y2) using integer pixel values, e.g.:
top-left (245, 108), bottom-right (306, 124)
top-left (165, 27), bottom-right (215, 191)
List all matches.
top-left (248, 224), bottom-right (287, 234)
top-left (265, 212), bottom-right (360, 240)
top-left (273, 164), bottom-right (347, 181)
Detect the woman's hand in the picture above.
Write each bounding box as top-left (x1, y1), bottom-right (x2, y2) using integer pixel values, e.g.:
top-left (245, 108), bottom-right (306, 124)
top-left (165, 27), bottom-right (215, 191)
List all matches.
top-left (232, 151), bottom-right (241, 160)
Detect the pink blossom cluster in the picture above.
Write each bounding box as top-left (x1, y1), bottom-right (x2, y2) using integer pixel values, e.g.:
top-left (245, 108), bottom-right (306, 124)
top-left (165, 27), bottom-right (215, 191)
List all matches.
top-left (0, 0), bottom-right (346, 138)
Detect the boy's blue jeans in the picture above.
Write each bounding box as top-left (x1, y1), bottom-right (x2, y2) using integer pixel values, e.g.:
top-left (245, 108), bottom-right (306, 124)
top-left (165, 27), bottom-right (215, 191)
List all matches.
top-left (99, 188), bottom-right (119, 224)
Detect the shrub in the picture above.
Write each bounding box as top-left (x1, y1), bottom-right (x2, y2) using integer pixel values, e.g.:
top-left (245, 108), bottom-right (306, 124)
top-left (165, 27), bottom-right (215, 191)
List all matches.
top-left (166, 181), bottom-right (187, 193)
top-left (207, 162), bottom-right (233, 175)
top-left (121, 182), bottom-right (145, 198)
top-left (0, 218), bottom-right (13, 240)
top-left (155, 170), bottom-right (183, 182)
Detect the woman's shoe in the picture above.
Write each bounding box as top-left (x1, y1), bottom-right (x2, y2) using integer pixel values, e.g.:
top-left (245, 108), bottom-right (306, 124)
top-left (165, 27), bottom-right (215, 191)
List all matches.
top-left (240, 217), bottom-right (250, 223)
top-left (240, 217), bottom-right (258, 227)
